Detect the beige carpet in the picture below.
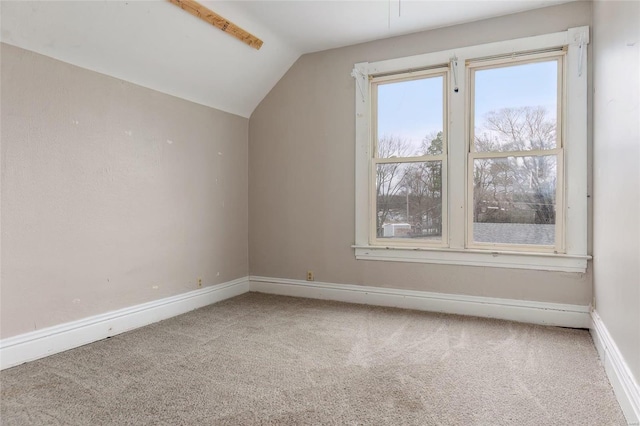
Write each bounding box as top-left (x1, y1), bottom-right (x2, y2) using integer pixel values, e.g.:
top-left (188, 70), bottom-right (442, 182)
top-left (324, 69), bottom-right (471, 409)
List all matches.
top-left (1, 293), bottom-right (626, 425)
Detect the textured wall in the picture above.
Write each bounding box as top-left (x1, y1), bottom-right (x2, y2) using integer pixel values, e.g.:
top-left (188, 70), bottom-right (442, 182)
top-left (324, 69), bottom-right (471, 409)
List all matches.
top-left (592, 0), bottom-right (640, 383)
top-left (1, 43), bottom-right (249, 339)
top-left (249, 2), bottom-right (593, 305)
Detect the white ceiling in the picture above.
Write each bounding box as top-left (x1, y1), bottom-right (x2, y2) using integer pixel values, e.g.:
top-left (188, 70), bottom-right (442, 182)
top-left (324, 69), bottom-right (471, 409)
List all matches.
top-left (0, 0), bottom-right (573, 118)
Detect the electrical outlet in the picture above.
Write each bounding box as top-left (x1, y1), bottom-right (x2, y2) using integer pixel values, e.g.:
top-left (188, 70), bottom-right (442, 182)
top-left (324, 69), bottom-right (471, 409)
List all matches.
top-left (198, 278), bottom-right (202, 288)
top-left (306, 271), bottom-right (314, 281)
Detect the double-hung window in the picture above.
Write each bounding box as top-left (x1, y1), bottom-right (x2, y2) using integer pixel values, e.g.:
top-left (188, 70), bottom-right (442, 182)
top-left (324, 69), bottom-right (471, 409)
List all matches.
top-left (353, 27), bottom-right (590, 272)
top-left (371, 68), bottom-right (448, 247)
top-left (467, 54), bottom-right (564, 251)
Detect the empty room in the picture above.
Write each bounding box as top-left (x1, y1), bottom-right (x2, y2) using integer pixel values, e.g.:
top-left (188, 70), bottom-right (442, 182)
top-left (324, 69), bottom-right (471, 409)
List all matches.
top-left (1, 0), bottom-right (638, 424)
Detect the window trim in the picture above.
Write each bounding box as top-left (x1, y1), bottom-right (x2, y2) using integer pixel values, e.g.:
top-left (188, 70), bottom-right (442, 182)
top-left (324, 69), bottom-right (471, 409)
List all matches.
top-left (352, 27), bottom-right (590, 273)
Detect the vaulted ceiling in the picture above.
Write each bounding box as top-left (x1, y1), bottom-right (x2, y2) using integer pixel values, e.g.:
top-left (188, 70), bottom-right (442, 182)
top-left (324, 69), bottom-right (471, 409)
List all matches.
top-left (0, 1), bottom-right (574, 118)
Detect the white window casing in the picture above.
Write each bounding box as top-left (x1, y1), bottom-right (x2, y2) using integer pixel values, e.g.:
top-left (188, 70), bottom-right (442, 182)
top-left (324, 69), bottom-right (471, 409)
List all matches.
top-left (352, 26), bottom-right (590, 273)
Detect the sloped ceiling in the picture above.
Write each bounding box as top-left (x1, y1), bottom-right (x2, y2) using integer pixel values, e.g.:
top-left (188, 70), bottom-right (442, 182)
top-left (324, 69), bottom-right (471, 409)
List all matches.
top-left (0, 0), bottom-right (573, 118)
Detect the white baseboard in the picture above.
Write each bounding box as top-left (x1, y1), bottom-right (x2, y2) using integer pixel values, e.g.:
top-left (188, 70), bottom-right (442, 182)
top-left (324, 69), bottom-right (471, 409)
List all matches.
top-left (591, 311), bottom-right (640, 425)
top-left (249, 276), bottom-right (591, 328)
top-left (1, 275), bottom-right (594, 371)
top-left (0, 277), bottom-right (250, 370)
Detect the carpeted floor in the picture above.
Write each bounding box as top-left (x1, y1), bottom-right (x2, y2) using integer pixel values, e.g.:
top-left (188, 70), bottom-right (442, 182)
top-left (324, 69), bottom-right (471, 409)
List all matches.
top-left (1, 293), bottom-right (626, 425)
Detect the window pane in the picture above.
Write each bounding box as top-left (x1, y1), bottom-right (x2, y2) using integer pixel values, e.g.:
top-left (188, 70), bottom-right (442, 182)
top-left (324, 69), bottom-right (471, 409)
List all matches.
top-left (376, 162), bottom-right (442, 240)
top-left (377, 76), bottom-right (444, 157)
top-left (472, 155), bottom-right (556, 245)
top-left (474, 61), bottom-right (558, 152)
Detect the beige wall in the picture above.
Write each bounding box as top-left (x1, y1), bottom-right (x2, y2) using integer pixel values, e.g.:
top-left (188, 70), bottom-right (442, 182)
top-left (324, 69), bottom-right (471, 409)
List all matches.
top-left (249, 2), bottom-right (593, 305)
top-left (592, 1), bottom-right (640, 382)
top-left (0, 43), bottom-right (249, 339)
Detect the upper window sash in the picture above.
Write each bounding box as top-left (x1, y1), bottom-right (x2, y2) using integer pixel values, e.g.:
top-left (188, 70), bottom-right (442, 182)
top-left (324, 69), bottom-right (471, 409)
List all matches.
top-left (371, 67), bottom-right (449, 160)
top-left (467, 52), bottom-right (565, 153)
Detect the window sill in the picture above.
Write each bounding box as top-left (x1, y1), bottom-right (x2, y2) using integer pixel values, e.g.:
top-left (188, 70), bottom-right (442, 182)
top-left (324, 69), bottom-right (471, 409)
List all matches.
top-left (352, 245), bottom-right (590, 273)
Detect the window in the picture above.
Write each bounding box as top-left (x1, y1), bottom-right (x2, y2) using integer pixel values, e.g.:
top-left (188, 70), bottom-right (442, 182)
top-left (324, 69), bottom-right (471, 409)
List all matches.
top-left (371, 69), bottom-right (448, 247)
top-left (468, 54), bottom-right (564, 252)
top-left (352, 27), bottom-right (590, 272)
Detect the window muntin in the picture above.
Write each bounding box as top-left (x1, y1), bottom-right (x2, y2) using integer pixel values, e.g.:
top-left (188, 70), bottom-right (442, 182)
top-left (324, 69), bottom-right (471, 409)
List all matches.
top-left (371, 69), bottom-right (448, 246)
top-left (467, 54), bottom-right (565, 251)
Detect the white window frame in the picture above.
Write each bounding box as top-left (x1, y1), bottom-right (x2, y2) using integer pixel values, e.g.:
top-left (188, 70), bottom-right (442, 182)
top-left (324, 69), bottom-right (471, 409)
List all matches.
top-left (352, 27), bottom-right (590, 273)
top-left (466, 51), bottom-right (565, 253)
top-left (369, 67), bottom-right (449, 248)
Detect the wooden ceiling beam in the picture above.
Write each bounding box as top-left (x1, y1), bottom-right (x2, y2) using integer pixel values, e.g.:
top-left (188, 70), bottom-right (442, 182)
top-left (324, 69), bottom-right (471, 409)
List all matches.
top-left (168, 0), bottom-right (263, 50)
